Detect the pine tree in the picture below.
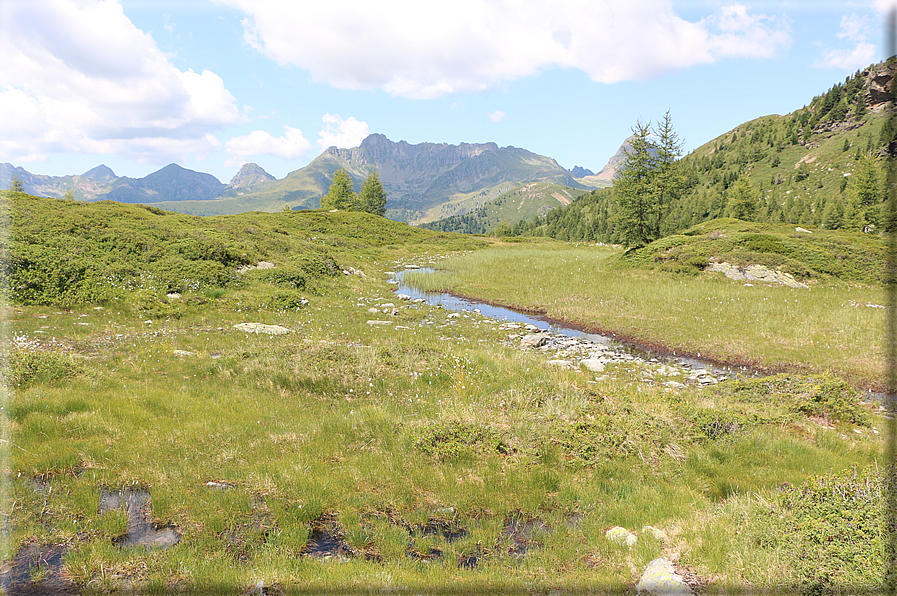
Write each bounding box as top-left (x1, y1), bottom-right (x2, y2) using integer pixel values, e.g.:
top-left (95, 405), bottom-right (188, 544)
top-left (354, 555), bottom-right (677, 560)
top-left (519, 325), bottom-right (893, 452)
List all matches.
top-left (320, 169), bottom-right (357, 210)
top-left (9, 174), bottom-right (24, 193)
top-left (851, 152), bottom-right (881, 227)
top-left (613, 121), bottom-right (656, 246)
top-left (726, 175), bottom-right (757, 221)
top-left (651, 110), bottom-right (686, 238)
top-left (359, 170), bottom-right (387, 216)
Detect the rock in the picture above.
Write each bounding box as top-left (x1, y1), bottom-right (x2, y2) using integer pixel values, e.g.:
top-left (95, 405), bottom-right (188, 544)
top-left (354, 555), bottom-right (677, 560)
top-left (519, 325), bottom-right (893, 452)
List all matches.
top-left (547, 359), bottom-right (573, 368)
top-left (641, 525), bottom-right (668, 541)
top-left (521, 333), bottom-right (549, 349)
top-left (636, 557), bottom-right (694, 595)
top-left (366, 320), bottom-right (393, 325)
top-left (707, 261), bottom-right (808, 288)
top-left (166, 292), bottom-right (182, 300)
top-left (233, 323), bottom-right (291, 335)
top-left (447, 313), bottom-right (461, 319)
top-left (795, 227), bottom-right (812, 233)
top-left (396, 293), bottom-right (412, 301)
top-left (524, 324), bottom-right (541, 331)
top-left (379, 303), bottom-right (395, 308)
top-left (404, 264), bottom-right (420, 269)
top-left (368, 307), bottom-right (380, 314)
top-left (256, 261), bottom-right (275, 269)
top-left (580, 358), bottom-right (606, 373)
top-left (172, 350), bottom-right (195, 357)
top-left (605, 526), bottom-right (637, 547)
top-left (663, 381), bottom-right (686, 389)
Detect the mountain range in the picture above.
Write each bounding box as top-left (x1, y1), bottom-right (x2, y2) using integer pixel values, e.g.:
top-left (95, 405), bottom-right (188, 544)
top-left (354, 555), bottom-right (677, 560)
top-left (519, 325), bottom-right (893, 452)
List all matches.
top-left (1, 135), bottom-right (611, 225)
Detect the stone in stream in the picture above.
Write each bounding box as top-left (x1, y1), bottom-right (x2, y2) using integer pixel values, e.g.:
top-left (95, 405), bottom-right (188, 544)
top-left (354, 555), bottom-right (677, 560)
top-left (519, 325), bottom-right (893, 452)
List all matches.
top-left (521, 333), bottom-right (549, 349)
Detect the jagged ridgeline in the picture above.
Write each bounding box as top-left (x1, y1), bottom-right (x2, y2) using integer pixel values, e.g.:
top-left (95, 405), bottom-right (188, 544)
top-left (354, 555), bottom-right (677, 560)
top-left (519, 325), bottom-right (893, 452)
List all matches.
top-left (505, 59), bottom-right (897, 242)
top-left (1, 194), bottom-right (484, 308)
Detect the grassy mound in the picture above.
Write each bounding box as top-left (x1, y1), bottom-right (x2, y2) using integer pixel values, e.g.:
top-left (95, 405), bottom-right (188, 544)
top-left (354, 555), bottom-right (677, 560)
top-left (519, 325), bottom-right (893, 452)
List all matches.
top-left (612, 218), bottom-right (885, 284)
top-left (2, 193), bottom-right (485, 307)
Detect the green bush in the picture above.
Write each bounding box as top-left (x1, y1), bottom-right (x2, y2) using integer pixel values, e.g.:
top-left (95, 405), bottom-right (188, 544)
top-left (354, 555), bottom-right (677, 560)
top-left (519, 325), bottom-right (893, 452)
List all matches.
top-left (414, 421), bottom-right (510, 459)
top-left (7, 350), bottom-right (81, 388)
top-left (713, 374), bottom-right (869, 426)
top-left (752, 467), bottom-right (883, 593)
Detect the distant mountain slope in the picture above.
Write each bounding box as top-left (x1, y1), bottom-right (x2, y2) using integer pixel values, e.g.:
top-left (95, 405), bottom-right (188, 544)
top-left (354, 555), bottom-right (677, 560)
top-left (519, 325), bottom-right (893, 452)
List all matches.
top-left (199, 134), bottom-right (589, 223)
top-left (102, 164), bottom-right (226, 204)
top-left (3, 136), bottom-right (601, 222)
top-left (0, 163), bottom-right (120, 200)
top-left (421, 182), bottom-right (588, 234)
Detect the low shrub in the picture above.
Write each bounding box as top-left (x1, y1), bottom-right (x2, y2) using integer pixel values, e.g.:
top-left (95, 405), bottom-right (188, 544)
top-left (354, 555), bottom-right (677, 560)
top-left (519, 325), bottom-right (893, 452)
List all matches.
top-left (7, 350), bottom-right (81, 388)
top-left (414, 421), bottom-right (510, 459)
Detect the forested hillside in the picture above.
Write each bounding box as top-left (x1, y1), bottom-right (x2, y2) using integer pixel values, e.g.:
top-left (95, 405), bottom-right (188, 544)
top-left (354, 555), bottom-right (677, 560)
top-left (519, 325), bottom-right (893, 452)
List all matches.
top-left (505, 59), bottom-right (897, 243)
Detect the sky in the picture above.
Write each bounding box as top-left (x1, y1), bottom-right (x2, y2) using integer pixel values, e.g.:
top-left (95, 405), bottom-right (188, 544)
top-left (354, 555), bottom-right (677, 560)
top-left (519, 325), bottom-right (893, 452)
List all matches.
top-left (2, 0), bottom-right (897, 183)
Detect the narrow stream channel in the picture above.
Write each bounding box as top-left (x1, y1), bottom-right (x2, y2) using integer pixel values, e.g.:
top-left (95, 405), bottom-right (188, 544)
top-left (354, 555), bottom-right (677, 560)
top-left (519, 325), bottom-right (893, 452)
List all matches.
top-left (390, 267), bottom-right (756, 381)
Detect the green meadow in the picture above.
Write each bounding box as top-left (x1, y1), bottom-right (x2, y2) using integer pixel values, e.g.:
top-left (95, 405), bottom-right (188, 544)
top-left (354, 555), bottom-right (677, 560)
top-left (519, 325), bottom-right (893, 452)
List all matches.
top-left (1, 194), bottom-right (887, 594)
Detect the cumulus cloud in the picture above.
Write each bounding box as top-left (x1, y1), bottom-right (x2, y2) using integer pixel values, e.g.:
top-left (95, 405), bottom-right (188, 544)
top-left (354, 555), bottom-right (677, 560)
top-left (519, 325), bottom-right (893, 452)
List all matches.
top-left (219, 0), bottom-right (791, 99)
top-left (225, 126), bottom-right (312, 163)
top-left (0, 0), bottom-right (243, 163)
top-left (317, 114), bottom-right (370, 150)
top-left (488, 110), bottom-right (506, 123)
top-left (815, 13), bottom-right (877, 70)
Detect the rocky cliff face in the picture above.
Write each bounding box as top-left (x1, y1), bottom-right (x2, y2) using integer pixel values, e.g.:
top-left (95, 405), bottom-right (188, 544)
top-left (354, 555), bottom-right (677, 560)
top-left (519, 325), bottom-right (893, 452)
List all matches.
top-left (312, 134), bottom-right (583, 218)
top-left (864, 60), bottom-right (897, 109)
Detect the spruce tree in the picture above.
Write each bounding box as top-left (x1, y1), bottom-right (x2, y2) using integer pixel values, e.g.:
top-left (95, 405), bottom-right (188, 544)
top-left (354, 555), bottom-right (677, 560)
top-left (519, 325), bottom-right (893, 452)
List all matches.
top-left (320, 169), bottom-right (357, 210)
top-left (359, 170), bottom-right (387, 216)
top-left (9, 174), bottom-right (24, 193)
top-left (726, 175), bottom-right (756, 221)
top-left (613, 121), bottom-right (656, 246)
top-left (851, 152), bottom-right (881, 227)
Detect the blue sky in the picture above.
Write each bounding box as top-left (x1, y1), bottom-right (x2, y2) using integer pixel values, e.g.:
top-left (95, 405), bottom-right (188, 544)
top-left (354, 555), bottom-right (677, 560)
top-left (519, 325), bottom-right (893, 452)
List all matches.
top-left (1, 0), bottom-right (894, 183)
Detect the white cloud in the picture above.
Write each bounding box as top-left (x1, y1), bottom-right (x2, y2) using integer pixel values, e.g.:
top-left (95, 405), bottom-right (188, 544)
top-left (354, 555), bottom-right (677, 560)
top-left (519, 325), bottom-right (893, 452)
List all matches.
top-left (225, 126), bottom-right (312, 162)
top-left (317, 114), bottom-right (370, 150)
top-left (815, 13), bottom-right (877, 70)
top-left (0, 0), bottom-right (243, 164)
top-left (219, 0), bottom-right (791, 99)
top-left (488, 110), bottom-right (506, 123)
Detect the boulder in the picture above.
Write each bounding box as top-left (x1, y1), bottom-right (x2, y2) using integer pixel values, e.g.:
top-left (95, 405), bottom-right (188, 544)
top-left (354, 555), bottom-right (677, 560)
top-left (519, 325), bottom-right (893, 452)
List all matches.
top-left (521, 333), bottom-right (549, 349)
top-left (605, 526), bottom-right (637, 547)
top-left (233, 323), bottom-right (291, 335)
top-left (580, 357), bottom-right (606, 373)
top-left (636, 557), bottom-right (694, 595)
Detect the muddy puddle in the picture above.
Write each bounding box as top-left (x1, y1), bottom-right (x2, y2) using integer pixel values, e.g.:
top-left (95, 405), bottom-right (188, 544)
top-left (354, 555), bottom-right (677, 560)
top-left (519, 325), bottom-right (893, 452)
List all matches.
top-left (302, 515), bottom-right (353, 560)
top-left (503, 513), bottom-right (549, 557)
top-left (100, 489), bottom-right (180, 548)
top-left (0, 542), bottom-right (74, 596)
top-left (406, 518), bottom-right (468, 563)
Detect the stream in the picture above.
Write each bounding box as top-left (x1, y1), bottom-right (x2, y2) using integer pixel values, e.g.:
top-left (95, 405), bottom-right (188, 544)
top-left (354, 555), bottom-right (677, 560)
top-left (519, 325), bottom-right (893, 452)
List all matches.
top-left (390, 267), bottom-right (756, 383)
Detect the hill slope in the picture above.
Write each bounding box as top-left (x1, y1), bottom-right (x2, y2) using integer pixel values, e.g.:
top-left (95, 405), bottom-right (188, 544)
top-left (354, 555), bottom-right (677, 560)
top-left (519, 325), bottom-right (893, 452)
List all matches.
top-left (420, 182), bottom-right (590, 234)
top-left (508, 59), bottom-right (897, 243)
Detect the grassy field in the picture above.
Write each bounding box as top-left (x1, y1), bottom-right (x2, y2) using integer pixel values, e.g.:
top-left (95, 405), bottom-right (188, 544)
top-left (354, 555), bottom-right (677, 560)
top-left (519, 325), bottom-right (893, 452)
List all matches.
top-left (1, 194), bottom-right (887, 594)
top-left (405, 222), bottom-right (886, 391)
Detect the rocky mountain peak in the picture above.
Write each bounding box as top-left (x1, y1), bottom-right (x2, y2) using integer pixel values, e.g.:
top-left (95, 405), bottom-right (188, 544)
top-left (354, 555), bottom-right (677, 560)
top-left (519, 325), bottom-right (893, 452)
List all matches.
top-left (227, 163), bottom-right (275, 191)
top-left (82, 164), bottom-right (116, 181)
